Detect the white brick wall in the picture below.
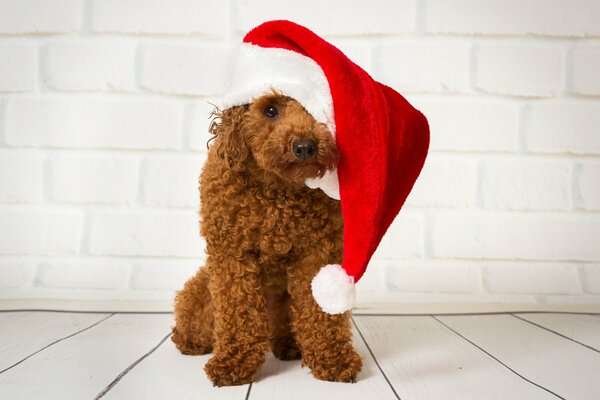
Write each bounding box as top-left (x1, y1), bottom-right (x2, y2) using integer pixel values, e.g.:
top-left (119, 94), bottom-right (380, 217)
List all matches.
top-left (140, 43), bottom-right (232, 96)
top-left (6, 97), bottom-right (183, 149)
top-left (0, 153), bottom-right (43, 203)
top-left (426, 0), bottom-right (600, 37)
top-left (475, 44), bottom-right (564, 97)
top-left (50, 154), bottom-right (139, 204)
top-left (482, 159), bottom-right (571, 211)
top-left (89, 210), bottom-right (202, 257)
top-left (375, 42), bottom-right (471, 93)
top-left (527, 101), bottom-right (600, 154)
top-left (0, 43), bottom-right (37, 92)
top-left (235, 0), bottom-right (416, 36)
top-left (141, 155), bottom-right (204, 208)
top-left (0, 0), bottom-right (83, 34)
top-left (91, 0), bottom-right (228, 36)
top-left (42, 40), bottom-right (136, 92)
top-left (0, 0), bottom-right (599, 307)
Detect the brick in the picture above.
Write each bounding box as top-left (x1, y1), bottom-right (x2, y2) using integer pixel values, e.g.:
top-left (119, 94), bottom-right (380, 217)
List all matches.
top-left (35, 260), bottom-right (130, 289)
top-left (385, 260), bottom-right (481, 293)
top-left (0, 209), bottom-right (82, 255)
top-left (50, 155), bottom-right (138, 204)
top-left (236, 0), bottom-right (416, 36)
top-left (354, 264), bottom-right (386, 296)
top-left (432, 214), bottom-right (600, 261)
top-left (130, 260), bottom-right (199, 290)
top-left (482, 159), bottom-right (571, 211)
top-left (140, 43), bottom-right (232, 96)
top-left (527, 101), bottom-right (600, 155)
top-left (572, 45), bottom-right (600, 95)
top-left (0, 260), bottom-right (35, 288)
top-left (188, 100), bottom-right (217, 151)
top-left (484, 263), bottom-right (582, 294)
top-left (412, 97), bottom-right (519, 152)
top-left (6, 97), bottom-right (182, 150)
top-left (476, 44), bottom-right (563, 97)
top-left (375, 42), bottom-right (470, 93)
top-left (0, 153), bottom-right (42, 203)
top-left (89, 210), bottom-right (203, 257)
top-left (92, 0), bottom-right (226, 36)
top-left (406, 157), bottom-right (477, 208)
top-left (582, 264), bottom-right (600, 294)
top-left (43, 41), bottom-right (135, 91)
top-left (0, 0), bottom-right (82, 33)
top-left (372, 215), bottom-right (423, 259)
top-left (142, 155), bottom-right (204, 208)
top-left (578, 163), bottom-right (600, 211)
top-left (427, 0), bottom-right (600, 37)
top-left (0, 43), bottom-right (36, 92)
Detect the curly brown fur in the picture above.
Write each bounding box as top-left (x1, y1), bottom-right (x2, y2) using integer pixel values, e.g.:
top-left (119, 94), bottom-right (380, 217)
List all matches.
top-left (172, 92), bottom-right (362, 386)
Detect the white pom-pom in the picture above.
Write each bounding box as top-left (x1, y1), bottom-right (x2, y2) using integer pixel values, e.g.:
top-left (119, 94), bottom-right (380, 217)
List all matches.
top-left (311, 264), bottom-right (355, 314)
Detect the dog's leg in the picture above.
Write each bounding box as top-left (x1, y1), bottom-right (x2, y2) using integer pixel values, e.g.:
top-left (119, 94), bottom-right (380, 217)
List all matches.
top-left (287, 256), bottom-right (363, 383)
top-left (266, 290), bottom-right (301, 361)
top-left (204, 256), bottom-right (269, 386)
top-left (172, 267), bottom-right (214, 355)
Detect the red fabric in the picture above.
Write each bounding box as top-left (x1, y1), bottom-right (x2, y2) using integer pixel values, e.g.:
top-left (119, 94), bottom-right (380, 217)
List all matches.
top-left (244, 21), bottom-right (430, 283)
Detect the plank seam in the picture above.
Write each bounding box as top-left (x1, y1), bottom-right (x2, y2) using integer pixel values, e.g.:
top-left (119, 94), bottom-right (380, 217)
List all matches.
top-left (95, 332), bottom-right (172, 399)
top-left (1, 309), bottom-right (600, 316)
top-left (0, 313), bottom-right (114, 375)
top-left (352, 317), bottom-right (401, 400)
top-left (244, 382), bottom-right (253, 400)
top-left (431, 316), bottom-right (566, 400)
top-left (512, 314), bottom-right (600, 353)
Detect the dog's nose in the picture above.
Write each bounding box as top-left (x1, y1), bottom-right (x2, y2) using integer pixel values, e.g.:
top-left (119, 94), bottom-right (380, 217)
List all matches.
top-left (292, 139), bottom-right (316, 160)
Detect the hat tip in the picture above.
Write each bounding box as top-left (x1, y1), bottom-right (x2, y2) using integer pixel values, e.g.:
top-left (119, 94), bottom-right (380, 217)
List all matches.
top-left (311, 264), bottom-right (355, 314)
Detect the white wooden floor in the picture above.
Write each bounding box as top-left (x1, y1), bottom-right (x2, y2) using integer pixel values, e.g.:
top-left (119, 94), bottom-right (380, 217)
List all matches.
top-left (0, 311), bottom-right (599, 400)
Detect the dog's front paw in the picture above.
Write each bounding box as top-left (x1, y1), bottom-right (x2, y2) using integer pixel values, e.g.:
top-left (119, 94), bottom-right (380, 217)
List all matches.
top-left (172, 328), bottom-right (212, 355)
top-left (310, 350), bottom-right (363, 383)
top-left (204, 353), bottom-right (264, 387)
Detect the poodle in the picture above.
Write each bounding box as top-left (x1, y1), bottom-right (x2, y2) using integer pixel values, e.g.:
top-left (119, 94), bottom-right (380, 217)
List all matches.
top-left (172, 91), bottom-right (362, 386)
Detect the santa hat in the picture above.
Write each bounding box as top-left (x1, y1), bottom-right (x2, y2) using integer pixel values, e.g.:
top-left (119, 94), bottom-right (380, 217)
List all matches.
top-left (222, 20), bottom-right (429, 314)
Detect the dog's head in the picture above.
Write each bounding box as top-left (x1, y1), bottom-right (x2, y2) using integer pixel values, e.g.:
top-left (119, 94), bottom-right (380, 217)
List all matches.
top-left (209, 91), bottom-right (339, 185)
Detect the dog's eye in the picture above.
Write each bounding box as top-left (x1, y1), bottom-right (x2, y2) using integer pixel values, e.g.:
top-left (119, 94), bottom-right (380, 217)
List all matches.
top-left (263, 106), bottom-right (278, 119)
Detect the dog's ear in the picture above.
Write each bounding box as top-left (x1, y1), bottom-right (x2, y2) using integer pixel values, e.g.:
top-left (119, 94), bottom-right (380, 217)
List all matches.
top-left (209, 105), bottom-right (250, 171)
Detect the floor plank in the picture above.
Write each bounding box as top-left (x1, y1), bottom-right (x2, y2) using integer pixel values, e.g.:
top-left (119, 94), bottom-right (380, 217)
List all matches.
top-left (0, 311), bottom-right (110, 373)
top-left (248, 325), bottom-right (397, 400)
top-left (0, 313), bottom-right (172, 400)
top-left (354, 315), bottom-right (558, 400)
top-left (515, 313), bottom-right (600, 351)
top-left (101, 337), bottom-right (248, 400)
top-left (437, 314), bottom-right (600, 400)
top-left (0, 311), bottom-right (32, 325)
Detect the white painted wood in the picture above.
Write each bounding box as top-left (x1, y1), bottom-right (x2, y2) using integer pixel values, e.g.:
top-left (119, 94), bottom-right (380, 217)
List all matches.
top-left (517, 313), bottom-right (600, 350)
top-left (102, 338), bottom-right (248, 400)
top-left (0, 313), bottom-right (172, 400)
top-left (249, 325), bottom-right (396, 400)
top-left (2, 298), bottom-right (600, 314)
top-left (0, 311), bottom-right (32, 325)
top-left (354, 315), bottom-right (557, 400)
top-left (0, 311), bottom-right (109, 372)
top-left (438, 314), bottom-right (600, 400)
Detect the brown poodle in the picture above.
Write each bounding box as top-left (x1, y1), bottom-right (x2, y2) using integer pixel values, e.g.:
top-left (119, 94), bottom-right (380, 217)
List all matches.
top-left (172, 91), bottom-right (362, 386)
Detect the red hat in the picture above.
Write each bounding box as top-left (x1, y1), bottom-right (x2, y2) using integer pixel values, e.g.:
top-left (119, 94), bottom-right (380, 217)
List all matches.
top-left (222, 20), bottom-right (429, 314)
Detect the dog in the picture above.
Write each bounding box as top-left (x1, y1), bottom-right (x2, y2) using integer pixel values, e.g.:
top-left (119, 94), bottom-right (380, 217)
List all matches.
top-left (172, 91), bottom-right (362, 386)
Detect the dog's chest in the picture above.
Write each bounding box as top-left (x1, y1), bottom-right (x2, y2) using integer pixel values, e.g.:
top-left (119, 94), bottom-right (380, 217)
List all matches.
top-left (253, 188), bottom-right (341, 255)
